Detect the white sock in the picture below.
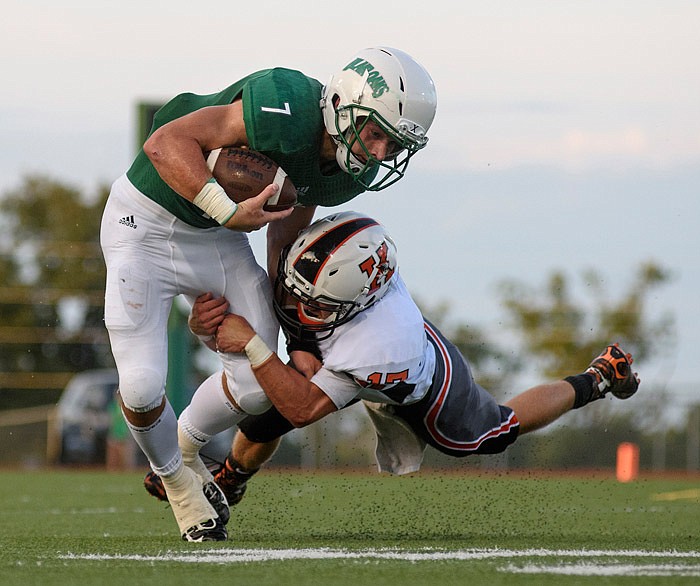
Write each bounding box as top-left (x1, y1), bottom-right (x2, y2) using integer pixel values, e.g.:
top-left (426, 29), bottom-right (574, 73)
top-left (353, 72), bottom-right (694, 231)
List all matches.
top-left (123, 398), bottom-right (179, 471)
top-left (178, 408), bottom-right (214, 484)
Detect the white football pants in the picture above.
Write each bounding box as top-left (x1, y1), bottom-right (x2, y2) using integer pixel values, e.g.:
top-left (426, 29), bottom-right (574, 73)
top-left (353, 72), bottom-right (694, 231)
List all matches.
top-left (100, 174), bottom-right (276, 470)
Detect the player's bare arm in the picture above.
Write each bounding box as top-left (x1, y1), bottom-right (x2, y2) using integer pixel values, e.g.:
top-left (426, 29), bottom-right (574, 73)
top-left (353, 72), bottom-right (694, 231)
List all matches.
top-left (144, 102), bottom-right (293, 231)
top-left (266, 204), bottom-right (317, 280)
top-left (288, 350), bottom-right (323, 379)
top-left (145, 102), bottom-right (248, 198)
top-left (215, 313), bottom-right (337, 427)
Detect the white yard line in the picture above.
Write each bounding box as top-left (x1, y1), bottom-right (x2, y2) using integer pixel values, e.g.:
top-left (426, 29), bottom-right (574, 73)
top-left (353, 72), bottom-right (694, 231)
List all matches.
top-left (503, 563), bottom-right (700, 577)
top-left (59, 547), bottom-right (700, 577)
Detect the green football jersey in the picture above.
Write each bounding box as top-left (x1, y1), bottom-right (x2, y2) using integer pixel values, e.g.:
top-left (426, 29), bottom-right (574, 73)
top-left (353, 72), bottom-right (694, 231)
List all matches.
top-left (126, 68), bottom-right (367, 228)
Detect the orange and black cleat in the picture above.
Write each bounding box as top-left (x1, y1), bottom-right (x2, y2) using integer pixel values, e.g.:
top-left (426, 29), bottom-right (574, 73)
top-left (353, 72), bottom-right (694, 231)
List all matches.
top-left (586, 343), bottom-right (640, 400)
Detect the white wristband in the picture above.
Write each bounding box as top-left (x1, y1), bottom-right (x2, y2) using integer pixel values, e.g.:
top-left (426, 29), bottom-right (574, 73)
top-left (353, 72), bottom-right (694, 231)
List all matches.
top-left (244, 334), bottom-right (274, 368)
top-left (195, 333), bottom-right (214, 344)
top-left (192, 179), bottom-right (237, 225)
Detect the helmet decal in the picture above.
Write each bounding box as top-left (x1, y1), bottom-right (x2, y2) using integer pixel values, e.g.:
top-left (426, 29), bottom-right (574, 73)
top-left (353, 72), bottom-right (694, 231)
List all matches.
top-left (343, 58), bottom-right (390, 98)
top-left (359, 241), bottom-right (395, 295)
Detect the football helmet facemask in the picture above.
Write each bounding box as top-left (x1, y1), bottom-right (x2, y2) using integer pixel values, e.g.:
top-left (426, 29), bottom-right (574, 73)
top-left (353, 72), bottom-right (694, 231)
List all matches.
top-left (274, 211), bottom-right (398, 340)
top-left (321, 47), bottom-right (437, 191)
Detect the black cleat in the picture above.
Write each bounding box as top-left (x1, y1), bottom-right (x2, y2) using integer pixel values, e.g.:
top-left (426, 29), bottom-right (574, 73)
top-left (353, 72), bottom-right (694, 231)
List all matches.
top-left (203, 481), bottom-right (230, 525)
top-left (181, 517), bottom-right (227, 542)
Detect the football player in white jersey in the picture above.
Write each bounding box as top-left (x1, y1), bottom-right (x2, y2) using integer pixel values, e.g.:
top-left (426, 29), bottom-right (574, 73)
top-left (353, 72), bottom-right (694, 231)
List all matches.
top-left (144, 211), bottom-right (640, 510)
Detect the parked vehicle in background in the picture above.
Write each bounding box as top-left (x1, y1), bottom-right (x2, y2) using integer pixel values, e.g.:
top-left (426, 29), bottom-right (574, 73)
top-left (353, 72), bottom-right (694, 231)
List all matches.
top-left (51, 369), bottom-right (119, 465)
top-left (49, 369), bottom-right (232, 468)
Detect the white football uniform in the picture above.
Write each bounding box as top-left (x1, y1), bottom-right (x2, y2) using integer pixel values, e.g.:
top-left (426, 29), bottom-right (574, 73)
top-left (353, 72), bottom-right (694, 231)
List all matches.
top-left (237, 273), bottom-right (520, 475)
top-left (311, 276), bottom-right (436, 409)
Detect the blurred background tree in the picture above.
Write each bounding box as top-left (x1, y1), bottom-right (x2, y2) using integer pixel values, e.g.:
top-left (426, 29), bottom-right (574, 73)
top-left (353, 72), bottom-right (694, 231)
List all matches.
top-left (0, 175), bottom-right (112, 408)
top-left (417, 298), bottom-right (524, 394)
top-left (498, 263), bottom-right (674, 379)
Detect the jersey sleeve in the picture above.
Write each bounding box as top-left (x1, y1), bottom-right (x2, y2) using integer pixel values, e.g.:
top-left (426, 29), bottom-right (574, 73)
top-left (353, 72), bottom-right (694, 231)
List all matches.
top-left (310, 367), bottom-right (362, 409)
top-left (311, 360), bottom-right (424, 408)
top-left (242, 68), bottom-right (321, 154)
top-left (315, 277), bottom-right (435, 406)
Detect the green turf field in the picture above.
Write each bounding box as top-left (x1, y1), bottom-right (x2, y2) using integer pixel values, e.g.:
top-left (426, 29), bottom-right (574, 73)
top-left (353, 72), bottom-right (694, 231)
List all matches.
top-left (1, 468), bottom-right (698, 585)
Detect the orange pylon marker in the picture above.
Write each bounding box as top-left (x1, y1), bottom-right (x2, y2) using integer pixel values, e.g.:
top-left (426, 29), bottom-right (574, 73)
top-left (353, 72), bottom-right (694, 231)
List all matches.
top-left (616, 442), bottom-right (639, 482)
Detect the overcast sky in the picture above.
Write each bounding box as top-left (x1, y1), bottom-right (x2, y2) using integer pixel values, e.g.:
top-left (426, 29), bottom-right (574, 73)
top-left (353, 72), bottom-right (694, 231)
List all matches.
top-left (1, 1), bottom-right (698, 407)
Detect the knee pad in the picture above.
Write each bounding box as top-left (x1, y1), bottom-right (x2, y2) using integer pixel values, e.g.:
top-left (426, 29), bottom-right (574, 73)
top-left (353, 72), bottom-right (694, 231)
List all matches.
top-left (118, 366), bottom-right (165, 412)
top-left (220, 354), bottom-right (272, 415)
top-left (231, 382), bottom-right (272, 415)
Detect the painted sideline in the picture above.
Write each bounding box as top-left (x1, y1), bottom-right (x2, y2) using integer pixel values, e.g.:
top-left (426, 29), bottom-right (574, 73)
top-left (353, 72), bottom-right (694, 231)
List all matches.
top-left (59, 547), bottom-right (700, 563)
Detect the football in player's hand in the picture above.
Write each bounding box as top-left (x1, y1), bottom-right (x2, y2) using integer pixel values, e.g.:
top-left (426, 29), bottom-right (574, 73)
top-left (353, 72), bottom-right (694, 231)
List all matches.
top-left (206, 147), bottom-right (297, 211)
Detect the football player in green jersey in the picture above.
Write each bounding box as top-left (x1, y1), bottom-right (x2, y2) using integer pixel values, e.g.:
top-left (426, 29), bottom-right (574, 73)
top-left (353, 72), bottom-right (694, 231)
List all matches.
top-left (101, 47), bottom-right (437, 541)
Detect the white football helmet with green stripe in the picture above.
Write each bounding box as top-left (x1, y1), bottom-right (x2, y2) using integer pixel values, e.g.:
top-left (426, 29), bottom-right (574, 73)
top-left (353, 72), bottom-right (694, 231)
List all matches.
top-left (321, 47), bottom-right (437, 191)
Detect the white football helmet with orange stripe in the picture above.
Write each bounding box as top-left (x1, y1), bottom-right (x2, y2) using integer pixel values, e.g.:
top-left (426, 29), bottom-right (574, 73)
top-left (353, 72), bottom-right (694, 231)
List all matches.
top-left (274, 211), bottom-right (398, 339)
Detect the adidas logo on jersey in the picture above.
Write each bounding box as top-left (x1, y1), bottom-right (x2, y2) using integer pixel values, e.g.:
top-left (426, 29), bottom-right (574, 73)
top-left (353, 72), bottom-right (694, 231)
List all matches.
top-left (119, 215), bottom-right (137, 229)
